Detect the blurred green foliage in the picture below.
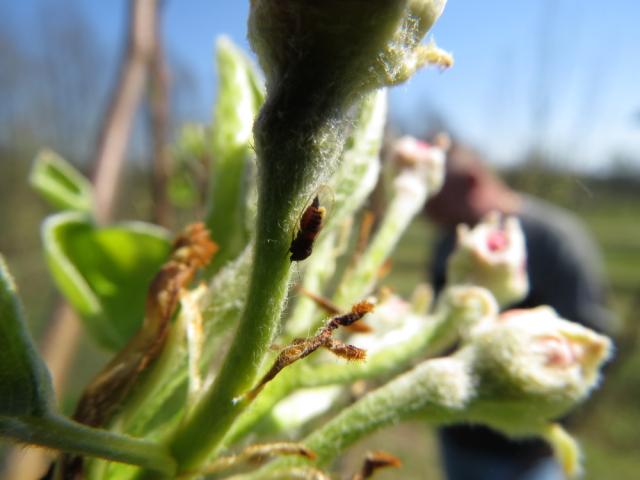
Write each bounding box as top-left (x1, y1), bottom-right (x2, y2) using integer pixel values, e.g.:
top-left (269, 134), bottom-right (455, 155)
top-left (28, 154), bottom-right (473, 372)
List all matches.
top-left (42, 212), bottom-right (171, 350)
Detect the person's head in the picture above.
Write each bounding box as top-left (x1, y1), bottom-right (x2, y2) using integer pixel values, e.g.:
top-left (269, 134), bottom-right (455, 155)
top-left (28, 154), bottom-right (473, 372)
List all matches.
top-left (425, 142), bottom-right (520, 227)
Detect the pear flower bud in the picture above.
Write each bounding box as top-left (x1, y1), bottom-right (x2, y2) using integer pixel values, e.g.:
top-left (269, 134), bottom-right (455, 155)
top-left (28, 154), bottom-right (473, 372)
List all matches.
top-left (249, 0), bottom-right (448, 100)
top-left (334, 136), bottom-right (447, 305)
top-left (447, 213), bottom-right (528, 307)
top-left (468, 306), bottom-right (612, 428)
top-left (391, 136), bottom-right (447, 194)
top-left (435, 285), bottom-right (499, 339)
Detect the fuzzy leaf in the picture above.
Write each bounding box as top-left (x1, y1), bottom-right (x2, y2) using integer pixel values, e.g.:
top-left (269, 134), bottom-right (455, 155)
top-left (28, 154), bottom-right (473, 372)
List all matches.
top-left (206, 37), bottom-right (264, 272)
top-left (169, 124), bottom-right (208, 208)
top-left (0, 255), bottom-right (54, 417)
top-left (29, 149), bottom-right (93, 212)
top-left (42, 212), bottom-right (171, 350)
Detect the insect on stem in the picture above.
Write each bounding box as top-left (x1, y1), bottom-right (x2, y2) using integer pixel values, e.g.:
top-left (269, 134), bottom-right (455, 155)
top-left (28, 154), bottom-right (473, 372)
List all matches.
top-left (290, 195), bottom-right (327, 262)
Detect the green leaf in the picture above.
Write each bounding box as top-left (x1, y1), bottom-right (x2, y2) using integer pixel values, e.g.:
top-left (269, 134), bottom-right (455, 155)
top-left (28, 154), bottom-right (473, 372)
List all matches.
top-left (0, 255), bottom-right (54, 416)
top-left (29, 149), bottom-right (94, 212)
top-left (42, 212), bottom-right (172, 350)
top-left (205, 37), bottom-right (264, 273)
top-left (169, 124), bottom-right (208, 209)
top-left (1, 251), bottom-right (175, 473)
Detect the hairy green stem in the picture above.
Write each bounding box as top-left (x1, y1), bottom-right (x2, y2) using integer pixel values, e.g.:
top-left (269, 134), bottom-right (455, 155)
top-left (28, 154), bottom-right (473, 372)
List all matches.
top-left (0, 414), bottom-right (175, 475)
top-left (139, 0), bottom-right (448, 472)
top-left (285, 90), bottom-right (387, 339)
top-left (241, 356), bottom-right (472, 478)
top-left (167, 230), bottom-right (292, 473)
top-left (164, 93), bottom-right (356, 475)
top-left (304, 360), bottom-right (469, 464)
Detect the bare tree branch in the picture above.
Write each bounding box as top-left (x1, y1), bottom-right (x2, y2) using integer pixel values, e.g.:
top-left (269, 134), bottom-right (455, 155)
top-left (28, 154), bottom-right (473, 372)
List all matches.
top-left (148, 3), bottom-right (173, 227)
top-left (92, 0), bottom-right (159, 223)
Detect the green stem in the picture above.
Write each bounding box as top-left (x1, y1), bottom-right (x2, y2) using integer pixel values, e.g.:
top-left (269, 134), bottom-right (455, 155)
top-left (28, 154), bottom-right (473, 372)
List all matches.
top-left (168, 226), bottom-right (292, 473)
top-left (244, 357), bottom-right (473, 478)
top-left (224, 373), bottom-right (297, 446)
top-left (0, 414), bottom-right (175, 475)
top-left (305, 363), bottom-right (464, 465)
top-left (161, 67), bottom-right (363, 473)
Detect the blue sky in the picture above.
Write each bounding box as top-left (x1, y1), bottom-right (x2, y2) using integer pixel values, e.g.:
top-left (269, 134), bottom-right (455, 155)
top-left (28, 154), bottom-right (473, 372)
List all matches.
top-left (5, 0), bottom-right (640, 171)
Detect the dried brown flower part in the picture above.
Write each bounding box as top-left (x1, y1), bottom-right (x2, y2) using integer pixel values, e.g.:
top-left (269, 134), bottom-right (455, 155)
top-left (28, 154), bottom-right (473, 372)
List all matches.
top-left (73, 222), bottom-right (217, 427)
top-left (262, 467), bottom-right (333, 480)
top-left (344, 321), bottom-right (375, 334)
top-left (352, 451), bottom-right (402, 480)
top-left (61, 223), bottom-right (216, 478)
top-left (351, 210), bottom-right (377, 265)
top-left (298, 288), bottom-right (374, 333)
top-left (326, 300), bottom-right (374, 330)
top-left (298, 287), bottom-right (342, 316)
top-left (191, 442), bottom-right (315, 476)
top-left (376, 258), bottom-right (393, 281)
top-left (245, 301), bottom-right (374, 400)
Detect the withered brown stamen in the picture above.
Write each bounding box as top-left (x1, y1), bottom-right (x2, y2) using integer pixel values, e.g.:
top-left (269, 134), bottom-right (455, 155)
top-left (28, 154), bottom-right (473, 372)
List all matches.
top-left (298, 288), bottom-right (374, 333)
top-left (352, 451), bottom-right (402, 480)
top-left (244, 300), bottom-right (374, 400)
top-left (187, 442), bottom-right (316, 476)
top-left (298, 286), bottom-right (343, 315)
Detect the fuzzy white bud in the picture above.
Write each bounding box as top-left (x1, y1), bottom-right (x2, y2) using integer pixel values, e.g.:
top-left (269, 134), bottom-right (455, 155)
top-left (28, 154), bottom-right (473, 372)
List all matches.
top-left (468, 306), bottom-right (612, 427)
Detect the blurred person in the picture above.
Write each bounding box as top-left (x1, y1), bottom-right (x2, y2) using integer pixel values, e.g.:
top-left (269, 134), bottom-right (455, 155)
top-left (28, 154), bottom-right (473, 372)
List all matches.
top-left (425, 141), bottom-right (615, 480)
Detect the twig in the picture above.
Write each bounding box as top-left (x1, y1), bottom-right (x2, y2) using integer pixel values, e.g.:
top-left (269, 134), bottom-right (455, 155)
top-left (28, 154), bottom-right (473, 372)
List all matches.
top-left (92, 0), bottom-right (158, 224)
top-left (148, 2), bottom-right (173, 227)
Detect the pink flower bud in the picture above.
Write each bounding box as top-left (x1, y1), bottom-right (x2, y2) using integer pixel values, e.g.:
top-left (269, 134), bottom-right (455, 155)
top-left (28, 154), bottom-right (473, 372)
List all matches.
top-left (390, 136), bottom-right (447, 193)
top-left (447, 213), bottom-right (528, 307)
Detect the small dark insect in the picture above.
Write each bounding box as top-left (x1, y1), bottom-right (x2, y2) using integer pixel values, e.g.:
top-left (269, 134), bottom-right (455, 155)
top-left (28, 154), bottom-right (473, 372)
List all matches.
top-left (290, 195), bottom-right (326, 261)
